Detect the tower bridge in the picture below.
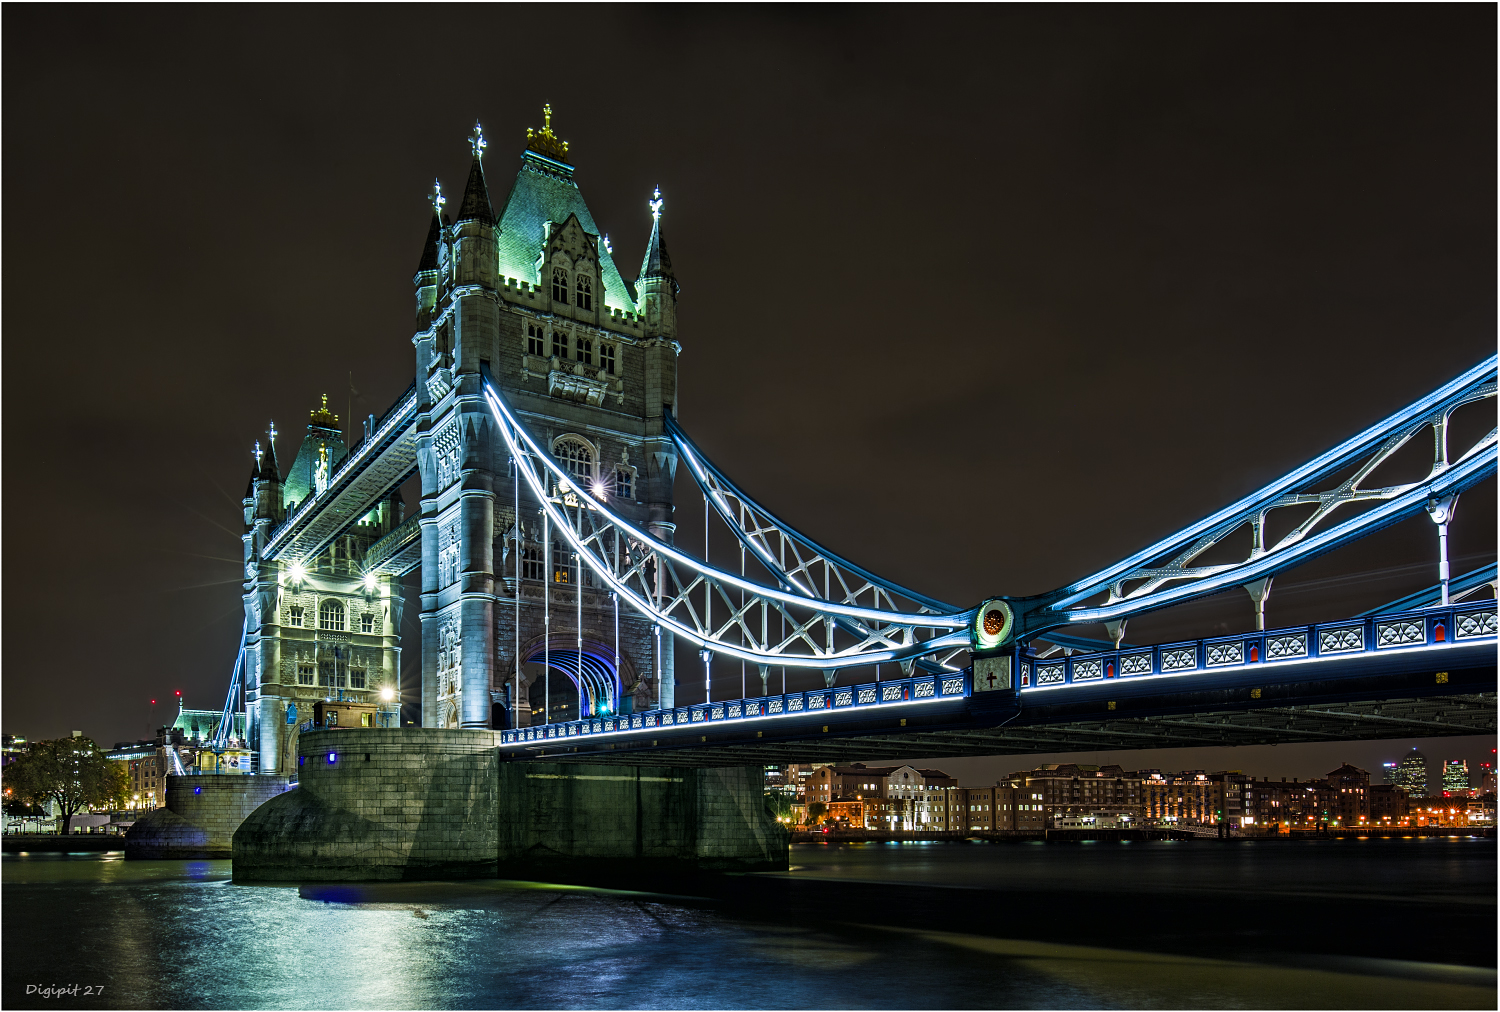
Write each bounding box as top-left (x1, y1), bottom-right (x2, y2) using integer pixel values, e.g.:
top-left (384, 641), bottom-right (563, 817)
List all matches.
top-left (225, 112), bottom-right (1497, 777)
top-left (188, 109), bottom-right (1496, 880)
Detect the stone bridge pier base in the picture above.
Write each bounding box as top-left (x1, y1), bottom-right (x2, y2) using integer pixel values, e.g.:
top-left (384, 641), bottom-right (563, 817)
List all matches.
top-left (231, 729), bottom-right (787, 882)
top-left (125, 774), bottom-right (293, 859)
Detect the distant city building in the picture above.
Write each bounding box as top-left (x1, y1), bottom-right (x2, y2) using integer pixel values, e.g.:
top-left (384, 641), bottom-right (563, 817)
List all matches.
top-left (1442, 759), bottom-right (1471, 796)
top-left (1387, 748), bottom-right (1428, 796)
top-left (0, 734), bottom-right (26, 768)
top-left (105, 706), bottom-right (252, 809)
top-left (1476, 761), bottom-right (1496, 796)
top-left (1012, 764), bottom-right (1144, 828)
top-left (1324, 763), bottom-right (1371, 824)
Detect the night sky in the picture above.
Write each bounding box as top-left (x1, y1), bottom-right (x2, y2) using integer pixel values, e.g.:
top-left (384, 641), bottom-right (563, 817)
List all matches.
top-left (5, 8), bottom-right (1494, 782)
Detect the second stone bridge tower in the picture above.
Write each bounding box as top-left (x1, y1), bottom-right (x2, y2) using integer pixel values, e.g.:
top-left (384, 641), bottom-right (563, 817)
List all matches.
top-left (415, 110), bottom-right (680, 730)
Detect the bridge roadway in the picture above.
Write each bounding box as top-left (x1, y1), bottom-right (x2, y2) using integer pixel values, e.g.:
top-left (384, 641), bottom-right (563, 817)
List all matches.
top-left (498, 601), bottom-right (1497, 766)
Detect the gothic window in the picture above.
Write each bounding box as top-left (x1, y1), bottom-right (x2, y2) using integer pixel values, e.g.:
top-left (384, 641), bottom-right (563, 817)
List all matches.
top-left (552, 268), bottom-right (569, 304)
top-left (297, 661), bottom-right (315, 685)
top-left (615, 468), bottom-right (633, 500)
top-left (576, 338), bottom-right (592, 366)
top-left (575, 274), bottom-right (592, 311)
top-left (288, 606), bottom-right (304, 628)
top-left (527, 323), bottom-right (545, 357)
top-left (554, 438), bottom-right (594, 484)
top-left (552, 331), bottom-right (567, 359)
top-left (600, 344), bottom-right (616, 375)
top-left (350, 667), bottom-right (367, 689)
top-left (319, 599), bottom-right (346, 632)
top-left (360, 613), bottom-right (375, 634)
top-left (320, 659), bottom-right (345, 688)
top-left (551, 541), bottom-right (575, 585)
top-left (521, 544), bottom-right (544, 581)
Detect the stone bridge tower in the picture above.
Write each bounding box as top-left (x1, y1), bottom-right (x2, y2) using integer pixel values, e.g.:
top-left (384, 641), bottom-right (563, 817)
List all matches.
top-left (414, 110), bottom-right (679, 730)
top-left (241, 403), bottom-right (406, 775)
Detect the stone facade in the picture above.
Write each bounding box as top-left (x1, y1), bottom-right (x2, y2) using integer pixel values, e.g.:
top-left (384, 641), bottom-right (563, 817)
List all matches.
top-left (412, 117), bottom-right (680, 733)
top-left (232, 729), bottom-right (787, 882)
top-left (125, 774), bottom-right (292, 859)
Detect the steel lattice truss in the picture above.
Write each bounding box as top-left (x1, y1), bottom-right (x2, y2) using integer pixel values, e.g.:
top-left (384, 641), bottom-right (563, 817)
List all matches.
top-left (666, 414), bottom-right (974, 672)
top-left (485, 378), bottom-right (972, 670)
top-left (1029, 356), bottom-right (1498, 637)
top-left (485, 357), bottom-right (1497, 670)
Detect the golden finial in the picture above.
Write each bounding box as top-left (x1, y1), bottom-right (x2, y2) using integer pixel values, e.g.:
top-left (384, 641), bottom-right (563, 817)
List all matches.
top-left (525, 103), bottom-right (571, 164)
top-left (310, 393), bottom-right (340, 427)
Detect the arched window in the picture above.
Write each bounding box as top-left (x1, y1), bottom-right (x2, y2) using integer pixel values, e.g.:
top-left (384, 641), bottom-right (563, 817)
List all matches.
top-left (575, 337), bottom-right (592, 366)
top-left (554, 439), bottom-right (593, 484)
top-left (318, 599), bottom-right (345, 632)
top-left (552, 268), bottom-right (569, 304)
top-left (575, 274), bottom-right (592, 311)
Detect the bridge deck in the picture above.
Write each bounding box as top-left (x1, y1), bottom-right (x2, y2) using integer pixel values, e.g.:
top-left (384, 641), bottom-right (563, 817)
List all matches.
top-left (499, 602), bottom-right (1497, 766)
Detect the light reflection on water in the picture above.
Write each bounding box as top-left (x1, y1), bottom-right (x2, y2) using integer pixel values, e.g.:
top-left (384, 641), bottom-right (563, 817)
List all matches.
top-left (2, 844), bottom-right (1494, 1010)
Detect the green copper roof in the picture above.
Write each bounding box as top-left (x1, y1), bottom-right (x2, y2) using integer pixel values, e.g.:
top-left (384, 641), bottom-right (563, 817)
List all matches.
top-left (283, 424), bottom-right (348, 511)
top-left (173, 707), bottom-right (245, 741)
top-left (495, 152), bottom-right (637, 313)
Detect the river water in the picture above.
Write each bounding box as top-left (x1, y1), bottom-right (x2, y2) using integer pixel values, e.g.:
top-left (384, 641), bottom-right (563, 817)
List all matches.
top-left (2, 838), bottom-right (1493, 1010)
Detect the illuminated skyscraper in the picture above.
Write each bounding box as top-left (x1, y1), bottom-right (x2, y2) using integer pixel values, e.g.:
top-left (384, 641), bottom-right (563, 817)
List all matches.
top-left (1387, 748), bottom-right (1428, 796)
top-left (1442, 759), bottom-right (1470, 796)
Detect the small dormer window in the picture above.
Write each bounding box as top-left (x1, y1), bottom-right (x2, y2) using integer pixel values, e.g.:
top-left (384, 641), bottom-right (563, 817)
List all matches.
top-left (552, 332), bottom-right (567, 359)
top-left (576, 338), bottom-right (592, 366)
top-left (600, 344), bottom-right (616, 375)
top-left (552, 268), bottom-right (569, 303)
top-left (527, 323), bottom-right (545, 357)
top-left (575, 274), bottom-right (592, 311)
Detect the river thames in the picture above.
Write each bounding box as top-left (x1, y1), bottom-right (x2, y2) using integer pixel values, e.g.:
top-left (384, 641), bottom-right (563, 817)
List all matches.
top-left (3, 838), bottom-right (1492, 1010)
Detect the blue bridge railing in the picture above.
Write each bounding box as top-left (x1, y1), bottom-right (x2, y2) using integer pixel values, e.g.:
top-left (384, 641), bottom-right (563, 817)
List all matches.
top-left (498, 601), bottom-right (1495, 748)
top-left (1019, 601), bottom-right (1496, 690)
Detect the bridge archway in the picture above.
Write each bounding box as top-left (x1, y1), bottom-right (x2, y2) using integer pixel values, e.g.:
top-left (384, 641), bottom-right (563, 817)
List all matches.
top-left (517, 635), bottom-right (625, 720)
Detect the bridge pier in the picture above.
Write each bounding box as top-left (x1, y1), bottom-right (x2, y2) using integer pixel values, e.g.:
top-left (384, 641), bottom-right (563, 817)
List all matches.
top-left (231, 728), bottom-right (786, 882)
top-left (125, 774), bottom-right (293, 859)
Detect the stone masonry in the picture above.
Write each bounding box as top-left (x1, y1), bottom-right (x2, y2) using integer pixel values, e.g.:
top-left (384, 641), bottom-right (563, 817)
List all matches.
top-left (232, 728), bottom-right (787, 882)
top-left (125, 774), bottom-right (293, 859)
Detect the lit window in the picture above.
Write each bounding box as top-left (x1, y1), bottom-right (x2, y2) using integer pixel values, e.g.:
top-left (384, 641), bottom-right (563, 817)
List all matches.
top-left (552, 332), bottom-right (567, 358)
top-left (360, 613), bottom-right (375, 634)
top-left (575, 274), bottom-right (592, 311)
top-left (576, 338), bottom-right (592, 366)
top-left (319, 599), bottom-right (346, 631)
top-left (527, 323), bottom-right (545, 357)
top-left (552, 268), bottom-right (569, 304)
top-left (601, 345), bottom-right (615, 375)
top-left (287, 606), bottom-right (304, 628)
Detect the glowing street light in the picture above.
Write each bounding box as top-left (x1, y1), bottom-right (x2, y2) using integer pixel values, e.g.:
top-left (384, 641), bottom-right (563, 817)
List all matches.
top-left (380, 687), bottom-right (395, 702)
top-left (363, 572), bottom-right (378, 592)
top-left (288, 561), bottom-right (306, 584)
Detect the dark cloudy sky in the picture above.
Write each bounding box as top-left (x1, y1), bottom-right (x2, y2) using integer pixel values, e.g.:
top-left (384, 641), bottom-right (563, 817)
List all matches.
top-left (5, 7), bottom-right (1494, 780)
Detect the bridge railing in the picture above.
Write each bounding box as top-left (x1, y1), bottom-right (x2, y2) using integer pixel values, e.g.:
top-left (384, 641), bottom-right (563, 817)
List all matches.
top-left (497, 600), bottom-right (1495, 748)
top-left (1019, 601), bottom-right (1497, 690)
top-left (499, 670), bottom-right (972, 746)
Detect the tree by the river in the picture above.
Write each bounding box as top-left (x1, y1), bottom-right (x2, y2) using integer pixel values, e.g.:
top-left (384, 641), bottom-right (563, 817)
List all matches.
top-left (2, 736), bottom-right (129, 833)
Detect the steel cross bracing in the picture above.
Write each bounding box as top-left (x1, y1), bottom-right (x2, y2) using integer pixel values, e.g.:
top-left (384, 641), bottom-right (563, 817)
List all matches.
top-left (1018, 356), bottom-right (1498, 640)
top-left (666, 414), bottom-right (973, 673)
top-left (482, 374), bottom-right (972, 670)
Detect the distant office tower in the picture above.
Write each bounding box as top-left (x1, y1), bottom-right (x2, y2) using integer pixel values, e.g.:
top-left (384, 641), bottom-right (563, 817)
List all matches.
top-left (1477, 763), bottom-right (1496, 795)
top-left (1388, 748), bottom-right (1428, 796)
top-left (1441, 759), bottom-right (1470, 796)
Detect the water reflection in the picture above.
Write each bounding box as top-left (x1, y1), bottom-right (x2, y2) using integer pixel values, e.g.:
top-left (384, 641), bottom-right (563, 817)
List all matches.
top-left (2, 842), bottom-right (1493, 1010)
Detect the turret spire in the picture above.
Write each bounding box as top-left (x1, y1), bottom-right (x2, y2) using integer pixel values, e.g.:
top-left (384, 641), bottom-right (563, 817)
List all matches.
top-left (417, 179), bottom-right (446, 273)
top-left (524, 104), bottom-right (570, 164)
top-left (638, 186), bottom-right (675, 286)
top-left (262, 422), bottom-right (281, 481)
top-left (456, 123), bottom-right (494, 225)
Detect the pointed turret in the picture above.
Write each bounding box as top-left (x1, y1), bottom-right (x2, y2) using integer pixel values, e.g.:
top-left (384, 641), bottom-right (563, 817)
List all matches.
top-left (260, 425), bottom-right (281, 484)
top-left (456, 122), bottom-right (494, 225)
top-left (416, 205), bottom-right (444, 273)
top-left (636, 187), bottom-right (679, 338)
